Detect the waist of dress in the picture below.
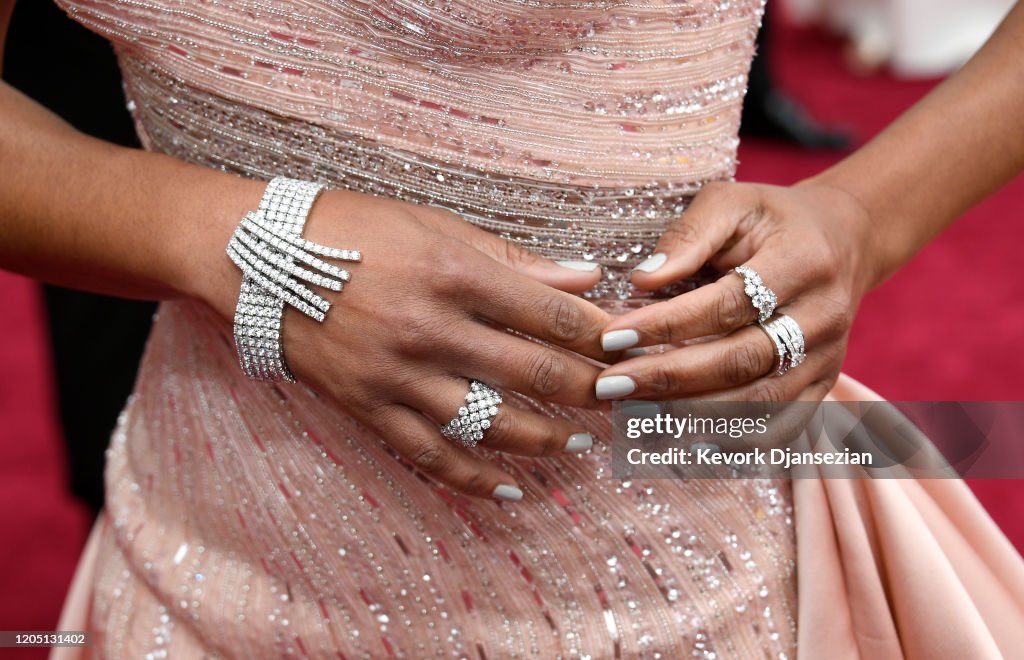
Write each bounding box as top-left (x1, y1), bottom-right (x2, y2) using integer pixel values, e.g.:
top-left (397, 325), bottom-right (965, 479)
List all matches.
top-left (119, 53), bottom-right (722, 300)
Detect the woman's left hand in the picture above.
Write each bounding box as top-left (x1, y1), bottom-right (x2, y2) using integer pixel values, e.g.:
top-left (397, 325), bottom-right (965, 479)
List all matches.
top-left (594, 179), bottom-right (877, 403)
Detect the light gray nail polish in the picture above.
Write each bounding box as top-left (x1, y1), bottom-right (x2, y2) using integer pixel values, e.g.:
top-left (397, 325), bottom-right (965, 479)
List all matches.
top-left (623, 348), bottom-right (647, 359)
top-left (596, 375), bottom-right (637, 400)
top-left (619, 401), bottom-right (660, 419)
top-left (492, 484), bottom-right (524, 502)
top-left (556, 260), bottom-right (599, 272)
top-left (564, 433), bottom-right (594, 453)
top-left (602, 329), bottom-right (639, 351)
top-left (633, 252), bottom-right (667, 273)
top-left (690, 442), bottom-right (721, 455)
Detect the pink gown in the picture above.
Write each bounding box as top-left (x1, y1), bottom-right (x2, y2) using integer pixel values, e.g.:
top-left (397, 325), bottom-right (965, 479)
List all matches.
top-left (51, 0), bottom-right (1024, 657)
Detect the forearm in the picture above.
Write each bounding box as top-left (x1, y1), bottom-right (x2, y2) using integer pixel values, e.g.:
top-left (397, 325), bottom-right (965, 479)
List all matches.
top-left (0, 79), bottom-right (255, 317)
top-left (805, 1), bottom-right (1024, 289)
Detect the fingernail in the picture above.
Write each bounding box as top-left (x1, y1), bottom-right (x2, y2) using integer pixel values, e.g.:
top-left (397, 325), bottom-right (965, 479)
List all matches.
top-left (602, 329), bottom-right (639, 351)
top-left (690, 442), bottom-right (721, 455)
top-left (556, 260), bottom-right (599, 272)
top-left (633, 253), bottom-right (667, 273)
top-left (492, 484), bottom-right (523, 502)
top-left (596, 375), bottom-right (637, 400)
top-left (623, 348), bottom-right (646, 358)
top-left (564, 433), bottom-right (593, 453)
top-left (619, 401), bottom-right (660, 419)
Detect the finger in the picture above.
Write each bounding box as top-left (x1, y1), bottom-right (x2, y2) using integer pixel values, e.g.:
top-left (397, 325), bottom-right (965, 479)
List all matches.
top-left (673, 351), bottom-right (839, 404)
top-left (596, 304), bottom-right (837, 399)
top-left (596, 324), bottom-right (777, 400)
top-left (630, 182), bottom-right (755, 290)
top-left (370, 402), bottom-right (526, 501)
top-left (601, 254), bottom-right (805, 350)
top-left (416, 205), bottom-right (603, 293)
top-left (449, 324), bottom-right (604, 408)
top-left (466, 272), bottom-right (613, 362)
top-left (409, 378), bottom-right (594, 457)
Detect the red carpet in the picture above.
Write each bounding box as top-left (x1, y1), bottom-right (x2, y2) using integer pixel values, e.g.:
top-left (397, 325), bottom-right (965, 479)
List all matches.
top-left (0, 18), bottom-right (1021, 658)
top-left (735, 24), bottom-right (1024, 554)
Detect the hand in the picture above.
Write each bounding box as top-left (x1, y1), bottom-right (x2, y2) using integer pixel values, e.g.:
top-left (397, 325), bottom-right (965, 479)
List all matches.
top-left (246, 191), bottom-right (613, 501)
top-left (594, 180), bottom-right (875, 403)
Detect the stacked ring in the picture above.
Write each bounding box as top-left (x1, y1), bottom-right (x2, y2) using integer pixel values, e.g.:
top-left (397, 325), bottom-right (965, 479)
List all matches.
top-left (735, 265), bottom-right (778, 323)
top-left (440, 380), bottom-right (503, 448)
top-left (758, 315), bottom-right (807, 377)
top-left (774, 316), bottom-right (806, 370)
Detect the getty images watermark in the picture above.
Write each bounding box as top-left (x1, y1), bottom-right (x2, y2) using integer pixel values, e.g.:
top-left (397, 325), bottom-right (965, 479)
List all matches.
top-left (611, 400), bottom-right (1024, 479)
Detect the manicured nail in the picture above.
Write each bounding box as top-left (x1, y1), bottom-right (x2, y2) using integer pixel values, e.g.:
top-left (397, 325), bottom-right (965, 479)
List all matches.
top-left (602, 329), bottom-right (639, 351)
top-left (619, 401), bottom-right (660, 419)
top-left (492, 484), bottom-right (523, 502)
top-left (633, 253), bottom-right (667, 273)
top-left (596, 375), bottom-right (637, 400)
top-left (556, 260), bottom-right (599, 272)
top-left (623, 348), bottom-right (646, 359)
top-left (564, 433), bottom-right (594, 453)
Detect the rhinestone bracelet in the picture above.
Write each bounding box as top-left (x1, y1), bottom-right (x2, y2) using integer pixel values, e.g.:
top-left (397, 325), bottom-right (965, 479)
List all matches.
top-left (228, 177), bottom-right (361, 382)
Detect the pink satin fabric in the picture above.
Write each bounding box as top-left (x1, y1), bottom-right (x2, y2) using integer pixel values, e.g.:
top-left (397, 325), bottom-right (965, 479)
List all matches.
top-left (795, 377), bottom-right (1024, 659)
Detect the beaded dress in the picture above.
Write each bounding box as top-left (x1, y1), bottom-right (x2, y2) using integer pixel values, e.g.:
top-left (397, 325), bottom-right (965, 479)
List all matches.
top-left (52, 1), bottom-right (1024, 658)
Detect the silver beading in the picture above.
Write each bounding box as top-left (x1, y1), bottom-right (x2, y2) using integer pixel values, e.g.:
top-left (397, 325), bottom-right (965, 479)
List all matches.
top-left (441, 381), bottom-right (504, 448)
top-left (758, 314), bottom-right (806, 377)
top-left (229, 177), bottom-right (361, 382)
top-left (735, 265), bottom-right (778, 324)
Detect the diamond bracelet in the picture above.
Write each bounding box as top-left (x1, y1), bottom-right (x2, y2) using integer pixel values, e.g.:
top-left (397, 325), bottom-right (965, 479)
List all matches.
top-left (228, 177), bottom-right (361, 382)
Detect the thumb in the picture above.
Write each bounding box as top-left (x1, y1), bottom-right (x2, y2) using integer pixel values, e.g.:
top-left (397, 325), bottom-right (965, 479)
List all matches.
top-left (631, 182), bottom-right (748, 290)
top-left (421, 205), bottom-right (603, 293)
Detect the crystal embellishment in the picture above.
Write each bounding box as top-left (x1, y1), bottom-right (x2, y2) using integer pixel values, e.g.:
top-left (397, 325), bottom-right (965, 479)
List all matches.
top-left (735, 265), bottom-right (778, 324)
top-left (228, 177), bottom-right (361, 382)
top-left (440, 380), bottom-right (504, 448)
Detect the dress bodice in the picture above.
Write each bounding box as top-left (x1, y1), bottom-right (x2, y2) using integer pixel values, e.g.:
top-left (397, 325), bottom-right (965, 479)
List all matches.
top-left (58, 0), bottom-right (764, 298)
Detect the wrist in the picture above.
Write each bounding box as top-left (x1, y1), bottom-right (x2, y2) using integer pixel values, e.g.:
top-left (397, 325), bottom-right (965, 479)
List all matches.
top-left (794, 174), bottom-right (896, 298)
top-left (173, 174), bottom-right (266, 321)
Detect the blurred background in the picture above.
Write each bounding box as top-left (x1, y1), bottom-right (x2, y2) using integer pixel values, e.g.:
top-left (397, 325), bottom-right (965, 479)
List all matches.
top-left (1, 1), bottom-right (1022, 657)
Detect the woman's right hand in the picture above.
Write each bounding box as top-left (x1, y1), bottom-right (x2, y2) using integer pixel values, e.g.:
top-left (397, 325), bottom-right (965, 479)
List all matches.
top-left (218, 190), bottom-right (614, 501)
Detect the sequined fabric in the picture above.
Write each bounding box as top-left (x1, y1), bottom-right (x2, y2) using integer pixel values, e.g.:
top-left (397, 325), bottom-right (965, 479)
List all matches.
top-left (57, 1), bottom-right (798, 657)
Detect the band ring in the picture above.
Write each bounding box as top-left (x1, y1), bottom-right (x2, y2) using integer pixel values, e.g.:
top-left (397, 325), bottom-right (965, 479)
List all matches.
top-left (440, 380), bottom-right (503, 448)
top-left (735, 265), bottom-right (778, 324)
top-left (758, 314), bottom-right (807, 377)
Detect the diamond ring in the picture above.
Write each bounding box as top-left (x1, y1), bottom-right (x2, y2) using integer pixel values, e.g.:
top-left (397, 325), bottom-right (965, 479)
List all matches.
top-left (735, 265), bottom-right (778, 324)
top-left (757, 314), bottom-right (806, 377)
top-left (440, 380), bottom-right (503, 448)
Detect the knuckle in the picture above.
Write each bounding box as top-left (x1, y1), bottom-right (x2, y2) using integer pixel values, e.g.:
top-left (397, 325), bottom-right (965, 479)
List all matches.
top-left (644, 364), bottom-right (679, 396)
top-left (426, 241), bottom-right (464, 283)
top-left (810, 296), bottom-right (853, 341)
top-left (805, 251), bottom-right (831, 281)
top-left (504, 239), bottom-right (539, 267)
top-left (662, 219), bottom-right (700, 247)
top-left (408, 441), bottom-right (450, 474)
top-left (460, 470), bottom-right (490, 496)
top-left (538, 425), bottom-right (568, 457)
top-left (394, 312), bottom-right (458, 355)
top-left (750, 379), bottom-right (786, 403)
top-left (650, 312), bottom-right (682, 345)
top-left (721, 341), bottom-right (766, 385)
top-left (525, 351), bottom-right (568, 398)
top-left (543, 295), bottom-right (585, 343)
top-left (713, 286), bottom-right (752, 330)
top-left (829, 301), bottom-right (855, 333)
